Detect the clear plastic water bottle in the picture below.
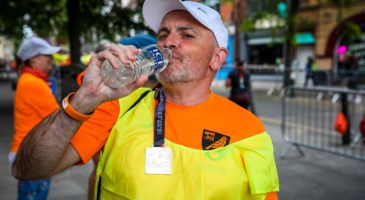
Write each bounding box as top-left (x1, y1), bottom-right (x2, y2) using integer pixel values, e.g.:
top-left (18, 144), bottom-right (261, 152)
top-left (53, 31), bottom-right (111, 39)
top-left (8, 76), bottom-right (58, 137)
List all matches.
top-left (101, 44), bottom-right (172, 88)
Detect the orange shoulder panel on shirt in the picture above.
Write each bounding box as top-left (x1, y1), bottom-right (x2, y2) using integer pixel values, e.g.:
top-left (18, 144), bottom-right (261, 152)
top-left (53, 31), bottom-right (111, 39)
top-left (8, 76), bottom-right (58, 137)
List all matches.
top-left (211, 94), bottom-right (266, 142)
top-left (71, 100), bottom-right (119, 164)
top-left (165, 93), bottom-right (266, 149)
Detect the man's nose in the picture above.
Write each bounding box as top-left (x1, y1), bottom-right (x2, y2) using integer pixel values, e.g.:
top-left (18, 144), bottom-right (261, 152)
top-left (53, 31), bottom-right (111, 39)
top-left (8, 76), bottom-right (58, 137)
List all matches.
top-left (163, 34), bottom-right (177, 50)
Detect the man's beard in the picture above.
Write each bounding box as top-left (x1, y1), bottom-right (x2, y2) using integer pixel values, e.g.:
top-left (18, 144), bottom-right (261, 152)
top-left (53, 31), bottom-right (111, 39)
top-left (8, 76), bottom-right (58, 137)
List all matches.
top-left (156, 61), bottom-right (208, 85)
top-left (156, 66), bottom-right (190, 84)
top-left (156, 50), bottom-right (212, 85)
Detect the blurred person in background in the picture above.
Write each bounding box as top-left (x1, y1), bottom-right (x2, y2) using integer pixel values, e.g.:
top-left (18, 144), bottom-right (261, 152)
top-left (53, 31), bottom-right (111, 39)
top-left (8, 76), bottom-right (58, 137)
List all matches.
top-left (9, 36), bottom-right (60, 200)
top-left (343, 52), bottom-right (359, 89)
top-left (304, 56), bottom-right (316, 86)
top-left (226, 60), bottom-right (256, 114)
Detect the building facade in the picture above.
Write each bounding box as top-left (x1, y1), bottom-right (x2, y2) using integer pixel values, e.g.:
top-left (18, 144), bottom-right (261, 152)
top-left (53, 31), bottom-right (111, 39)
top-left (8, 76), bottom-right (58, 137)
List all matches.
top-left (220, 0), bottom-right (365, 72)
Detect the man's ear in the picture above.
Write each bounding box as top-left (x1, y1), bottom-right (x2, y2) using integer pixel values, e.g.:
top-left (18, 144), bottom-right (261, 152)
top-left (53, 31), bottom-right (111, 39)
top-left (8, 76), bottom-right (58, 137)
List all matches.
top-left (210, 47), bottom-right (228, 71)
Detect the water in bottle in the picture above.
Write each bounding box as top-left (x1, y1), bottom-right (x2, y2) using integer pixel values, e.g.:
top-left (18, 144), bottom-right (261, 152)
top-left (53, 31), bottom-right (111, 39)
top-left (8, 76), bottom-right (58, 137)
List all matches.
top-left (101, 44), bottom-right (172, 88)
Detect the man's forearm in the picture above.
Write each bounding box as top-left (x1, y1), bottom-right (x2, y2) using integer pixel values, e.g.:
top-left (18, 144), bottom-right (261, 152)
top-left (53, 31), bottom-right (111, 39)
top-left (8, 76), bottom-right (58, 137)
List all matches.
top-left (12, 109), bottom-right (83, 180)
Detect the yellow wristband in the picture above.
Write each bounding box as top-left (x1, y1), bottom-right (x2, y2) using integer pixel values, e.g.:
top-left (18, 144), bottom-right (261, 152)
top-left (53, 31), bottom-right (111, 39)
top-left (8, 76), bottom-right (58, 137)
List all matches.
top-left (62, 92), bottom-right (93, 121)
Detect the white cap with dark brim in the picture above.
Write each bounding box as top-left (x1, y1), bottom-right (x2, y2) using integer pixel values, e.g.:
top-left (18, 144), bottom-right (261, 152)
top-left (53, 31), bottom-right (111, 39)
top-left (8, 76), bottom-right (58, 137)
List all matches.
top-left (142, 0), bottom-right (228, 48)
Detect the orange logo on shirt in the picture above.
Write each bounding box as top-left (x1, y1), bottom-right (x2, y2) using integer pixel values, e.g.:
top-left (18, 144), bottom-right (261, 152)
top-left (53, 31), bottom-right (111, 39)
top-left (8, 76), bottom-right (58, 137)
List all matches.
top-left (205, 136), bottom-right (228, 150)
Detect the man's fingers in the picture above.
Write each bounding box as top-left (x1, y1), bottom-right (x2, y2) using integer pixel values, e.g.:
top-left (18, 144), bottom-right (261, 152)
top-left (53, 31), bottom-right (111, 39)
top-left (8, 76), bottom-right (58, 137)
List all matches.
top-left (108, 44), bottom-right (139, 64)
top-left (96, 50), bottom-right (121, 69)
top-left (88, 54), bottom-right (102, 67)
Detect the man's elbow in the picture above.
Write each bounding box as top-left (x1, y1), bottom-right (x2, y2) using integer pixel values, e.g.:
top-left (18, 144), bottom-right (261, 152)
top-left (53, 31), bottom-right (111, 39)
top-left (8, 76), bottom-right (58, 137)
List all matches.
top-left (11, 161), bottom-right (51, 180)
top-left (11, 162), bottom-right (26, 180)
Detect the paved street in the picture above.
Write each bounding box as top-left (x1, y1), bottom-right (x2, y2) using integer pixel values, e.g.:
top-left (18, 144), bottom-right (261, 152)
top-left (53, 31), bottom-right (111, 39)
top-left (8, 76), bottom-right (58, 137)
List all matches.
top-left (1, 81), bottom-right (365, 200)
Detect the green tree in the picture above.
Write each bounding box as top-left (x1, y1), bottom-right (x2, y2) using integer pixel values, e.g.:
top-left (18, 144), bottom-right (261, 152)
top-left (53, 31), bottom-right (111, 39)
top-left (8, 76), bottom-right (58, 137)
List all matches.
top-left (0, 0), bottom-right (149, 64)
top-left (234, 0), bottom-right (299, 87)
top-left (0, 0), bottom-right (67, 45)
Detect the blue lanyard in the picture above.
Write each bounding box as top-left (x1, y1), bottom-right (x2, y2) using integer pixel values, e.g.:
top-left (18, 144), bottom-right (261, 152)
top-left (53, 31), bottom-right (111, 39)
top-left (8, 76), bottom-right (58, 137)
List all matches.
top-left (153, 88), bottom-right (165, 147)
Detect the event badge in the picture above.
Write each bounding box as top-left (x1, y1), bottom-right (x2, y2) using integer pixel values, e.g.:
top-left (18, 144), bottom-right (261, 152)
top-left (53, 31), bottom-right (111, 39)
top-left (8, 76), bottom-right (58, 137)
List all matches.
top-left (145, 147), bottom-right (172, 175)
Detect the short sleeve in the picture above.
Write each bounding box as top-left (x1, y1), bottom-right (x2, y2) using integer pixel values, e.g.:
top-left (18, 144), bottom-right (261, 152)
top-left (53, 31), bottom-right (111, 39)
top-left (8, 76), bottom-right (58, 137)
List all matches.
top-left (71, 100), bottom-right (119, 164)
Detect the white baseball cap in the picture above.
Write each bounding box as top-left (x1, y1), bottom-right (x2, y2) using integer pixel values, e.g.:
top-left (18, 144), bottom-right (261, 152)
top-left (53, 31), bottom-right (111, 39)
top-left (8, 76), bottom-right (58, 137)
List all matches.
top-left (142, 0), bottom-right (228, 48)
top-left (17, 37), bottom-right (61, 61)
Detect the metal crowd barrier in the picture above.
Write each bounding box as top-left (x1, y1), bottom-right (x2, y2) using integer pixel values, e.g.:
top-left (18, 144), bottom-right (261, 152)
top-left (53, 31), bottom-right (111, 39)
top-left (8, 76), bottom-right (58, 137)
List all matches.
top-left (247, 66), bottom-right (365, 97)
top-left (281, 86), bottom-right (365, 162)
top-left (247, 65), bottom-right (285, 96)
top-left (247, 66), bottom-right (330, 97)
